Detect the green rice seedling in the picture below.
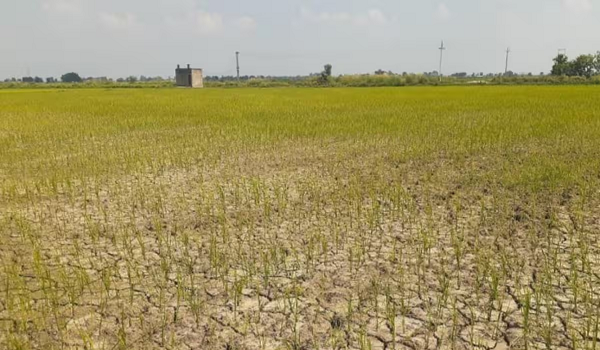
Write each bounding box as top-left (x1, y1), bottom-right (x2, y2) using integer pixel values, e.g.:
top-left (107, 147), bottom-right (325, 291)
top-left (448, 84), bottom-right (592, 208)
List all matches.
top-left (2, 86), bottom-right (600, 349)
top-left (450, 297), bottom-right (459, 350)
top-left (358, 325), bottom-right (372, 350)
top-left (384, 285), bottom-right (397, 350)
top-left (232, 271), bottom-right (247, 319)
top-left (522, 290), bottom-right (532, 350)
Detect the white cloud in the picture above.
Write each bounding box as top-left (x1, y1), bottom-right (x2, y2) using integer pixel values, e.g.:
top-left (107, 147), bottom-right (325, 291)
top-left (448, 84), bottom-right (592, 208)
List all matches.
top-left (165, 11), bottom-right (255, 36)
top-left (235, 16), bottom-right (257, 32)
top-left (42, 0), bottom-right (82, 15)
top-left (300, 8), bottom-right (350, 23)
top-left (195, 11), bottom-right (224, 34)
top-left (300, 7), bottom-right (389, 26)
top-left (367, 9), bottom-right (387, 24)
top-left (165, 10), bottom-right (224, 36)
top-left (436, 3), bottom-right (451, 20)
top-left (562, 0), bottom-right (592, 13)
top-left (99, 13), bottom-right (138, 31)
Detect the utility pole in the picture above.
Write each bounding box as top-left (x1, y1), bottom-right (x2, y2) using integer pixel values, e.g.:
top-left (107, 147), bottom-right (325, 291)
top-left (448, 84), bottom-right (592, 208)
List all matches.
top-left (236, 51), bottom-right (240, 81)
top-left (438, 41), bottom-right (446, 82)
top-left (505, 47), bottom-right (511, 75)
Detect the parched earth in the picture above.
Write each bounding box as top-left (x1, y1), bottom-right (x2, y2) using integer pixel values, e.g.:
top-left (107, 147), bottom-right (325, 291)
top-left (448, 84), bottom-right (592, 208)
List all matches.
top-left (2, 141), bottom-right (600, 350)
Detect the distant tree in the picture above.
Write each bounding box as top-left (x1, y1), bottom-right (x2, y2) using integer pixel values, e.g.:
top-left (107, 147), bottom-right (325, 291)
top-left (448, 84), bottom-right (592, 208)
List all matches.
top-left (551, 54), bottom-right (570, 76)
top-left (318, 64), bottom-right (332, 84)
top-left (374, 69), bottom-right (386, 75)
top-left (126, 76), bottom-right (138, 83)
top-left (46, 77), bottom-right (56, 83)
top-left (116, 78), bottom-right (125, 83)
top-left (34, 77), bottom-right (44, 83)
top-left (61, 72), bottom-right (82, 83)
top-left (22, 77), bottom-right (34, 83)
top-left (540, 72), bottom-right (545, 76)
top-left (571, 54), bottom-right (595, 78)
top-left (594, 51), bottom-right (600, 75)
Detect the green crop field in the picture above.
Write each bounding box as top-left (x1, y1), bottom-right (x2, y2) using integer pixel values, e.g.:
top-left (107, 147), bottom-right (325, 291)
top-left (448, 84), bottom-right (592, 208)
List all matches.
top-left (1, 86), bottom-right (600, 350)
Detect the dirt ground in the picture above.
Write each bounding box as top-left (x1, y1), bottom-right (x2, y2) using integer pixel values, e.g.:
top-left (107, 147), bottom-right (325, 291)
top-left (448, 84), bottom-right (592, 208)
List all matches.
top-left (2, 140), bottom-right (600, 350)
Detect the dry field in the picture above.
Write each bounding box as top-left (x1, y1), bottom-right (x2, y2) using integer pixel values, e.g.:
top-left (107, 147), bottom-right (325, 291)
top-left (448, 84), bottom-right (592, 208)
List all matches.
top-left (1, 87), bottom-right (600, 350)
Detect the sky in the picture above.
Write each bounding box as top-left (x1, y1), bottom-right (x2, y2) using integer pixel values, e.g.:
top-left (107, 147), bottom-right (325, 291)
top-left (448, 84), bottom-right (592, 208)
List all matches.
top-left (0, 0), bottom-right (598, 79)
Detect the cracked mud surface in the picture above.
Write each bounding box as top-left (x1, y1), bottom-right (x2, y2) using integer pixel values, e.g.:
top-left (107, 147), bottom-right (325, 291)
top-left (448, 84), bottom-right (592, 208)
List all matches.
top-left (2, 143), bottom-right (599, 350)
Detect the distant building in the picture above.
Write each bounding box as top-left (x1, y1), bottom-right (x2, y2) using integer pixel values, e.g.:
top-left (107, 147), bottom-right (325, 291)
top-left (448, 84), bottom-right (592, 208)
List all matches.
top-left (175, 64), bottom-right (204, 88)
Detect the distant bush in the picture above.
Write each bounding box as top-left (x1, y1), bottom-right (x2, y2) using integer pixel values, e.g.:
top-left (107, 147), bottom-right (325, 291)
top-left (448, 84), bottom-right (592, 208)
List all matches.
top-left (491, 75), bottom-right (600, 85)
top-left (61, 72), bottom-right (83, 83)
top-left (0, 80), bottom-right (175, 90)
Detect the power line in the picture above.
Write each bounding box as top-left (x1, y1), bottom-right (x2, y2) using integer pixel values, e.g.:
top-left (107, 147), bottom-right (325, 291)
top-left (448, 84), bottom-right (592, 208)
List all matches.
top-left (236, 51), bottom-right (240, 81)
top-left (505, 47), bottom-right (511, 74)
top-left (438, 40), bottom-right (446, 82)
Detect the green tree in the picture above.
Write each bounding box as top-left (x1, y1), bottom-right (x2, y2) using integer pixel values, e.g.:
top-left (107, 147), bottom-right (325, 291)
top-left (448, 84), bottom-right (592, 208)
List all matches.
top-left (551, 54), bottom-right (570, 76)
top-left (594, 51), bottom-right (600, 75)
top-left (61, 72), bottom-right (82, 83)
top-left (571, 54), bottom-right (595, 78)
top-left (318, 64), bottom-right (333, 85)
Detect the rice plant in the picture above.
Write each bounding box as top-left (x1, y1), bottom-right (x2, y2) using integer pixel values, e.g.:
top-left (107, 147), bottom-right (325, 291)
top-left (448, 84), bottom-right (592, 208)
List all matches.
top-left (1, 86), bottom-right (600, 349)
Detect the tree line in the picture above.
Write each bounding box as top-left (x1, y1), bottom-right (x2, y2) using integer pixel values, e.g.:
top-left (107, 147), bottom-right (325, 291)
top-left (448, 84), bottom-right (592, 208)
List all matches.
top-left (4, 72), bottom-right (167, 84)
top-left (551, 52), bottom-right (600, 78)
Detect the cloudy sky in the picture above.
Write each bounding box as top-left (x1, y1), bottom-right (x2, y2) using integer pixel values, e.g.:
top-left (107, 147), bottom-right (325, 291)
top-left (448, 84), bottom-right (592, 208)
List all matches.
top-left (0, 0), bottom-right (598, 78)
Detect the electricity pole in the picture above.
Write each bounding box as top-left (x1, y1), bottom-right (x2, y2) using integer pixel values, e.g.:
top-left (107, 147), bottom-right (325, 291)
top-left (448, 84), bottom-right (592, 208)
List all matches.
top-left (236, 51), bottom-right (240, 81)
top-left (438, 41), bottom-right (446, 82)
top-left (505, 47), bottom-right (511, 75)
